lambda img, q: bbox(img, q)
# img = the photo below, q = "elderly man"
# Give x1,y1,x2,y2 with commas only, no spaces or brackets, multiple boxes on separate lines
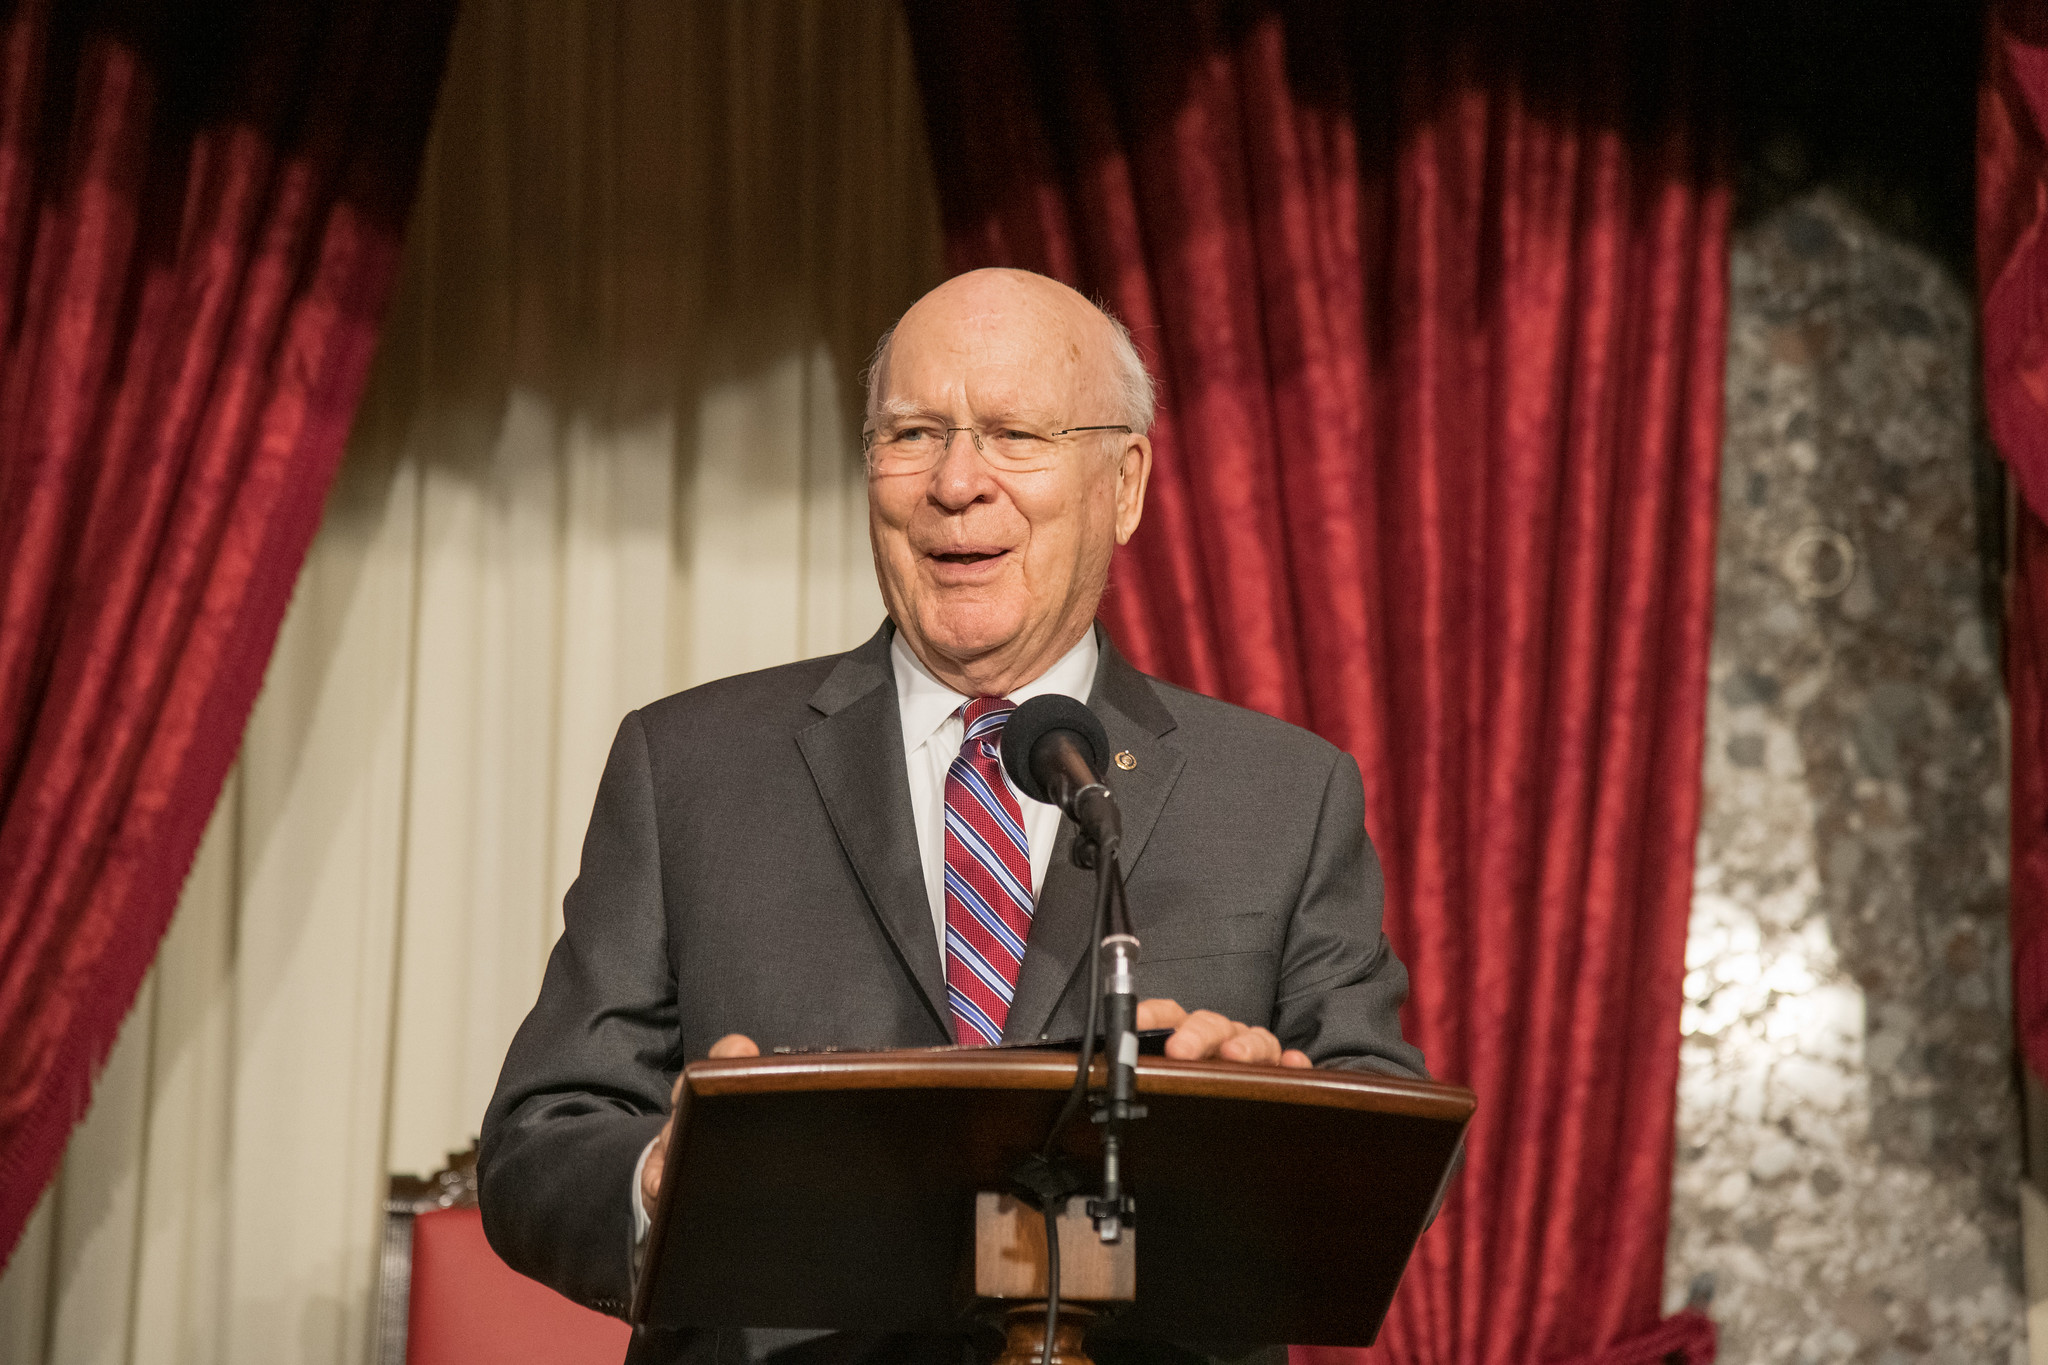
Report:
479,268,1426,1365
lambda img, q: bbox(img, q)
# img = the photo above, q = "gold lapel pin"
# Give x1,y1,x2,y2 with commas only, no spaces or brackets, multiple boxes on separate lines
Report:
1114,750,1137,771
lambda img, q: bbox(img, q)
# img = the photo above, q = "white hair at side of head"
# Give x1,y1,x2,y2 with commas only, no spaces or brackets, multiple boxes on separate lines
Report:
861,324,900,431
1099,305,1157,436
860,297,1158,436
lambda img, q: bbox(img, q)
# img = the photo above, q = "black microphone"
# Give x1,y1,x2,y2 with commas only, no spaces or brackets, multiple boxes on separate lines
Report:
999,695,1122,849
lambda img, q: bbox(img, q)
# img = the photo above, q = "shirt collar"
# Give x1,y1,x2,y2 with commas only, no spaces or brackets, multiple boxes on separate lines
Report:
892,626,1102,758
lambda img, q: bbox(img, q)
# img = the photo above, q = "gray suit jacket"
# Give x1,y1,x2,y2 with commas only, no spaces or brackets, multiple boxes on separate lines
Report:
478,623,1425,1359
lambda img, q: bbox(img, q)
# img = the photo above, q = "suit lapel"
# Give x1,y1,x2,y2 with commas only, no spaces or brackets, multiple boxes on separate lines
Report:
796,625,951,1037
1002,629,1186,1042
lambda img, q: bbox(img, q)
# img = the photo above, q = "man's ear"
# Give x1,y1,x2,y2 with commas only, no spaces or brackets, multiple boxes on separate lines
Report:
1113,435,1152,545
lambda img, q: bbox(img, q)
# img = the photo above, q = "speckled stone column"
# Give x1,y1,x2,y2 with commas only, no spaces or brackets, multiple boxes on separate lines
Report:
1663,189,2022,1363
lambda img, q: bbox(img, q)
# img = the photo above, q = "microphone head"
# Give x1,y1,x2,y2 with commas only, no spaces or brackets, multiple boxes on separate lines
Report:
1000,694,1111,803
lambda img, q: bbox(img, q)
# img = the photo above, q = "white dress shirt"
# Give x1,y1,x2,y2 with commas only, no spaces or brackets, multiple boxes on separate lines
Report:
633,627,1101,1258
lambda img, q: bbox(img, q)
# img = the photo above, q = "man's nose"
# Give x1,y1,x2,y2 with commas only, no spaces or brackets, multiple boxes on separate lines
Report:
928,427,996,506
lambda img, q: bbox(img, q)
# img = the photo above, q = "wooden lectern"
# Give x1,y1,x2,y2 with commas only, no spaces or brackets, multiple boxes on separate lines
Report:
632,1050,1472,1362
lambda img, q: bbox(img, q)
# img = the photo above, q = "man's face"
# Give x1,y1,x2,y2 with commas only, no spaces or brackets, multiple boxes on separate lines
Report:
866,271,1150,691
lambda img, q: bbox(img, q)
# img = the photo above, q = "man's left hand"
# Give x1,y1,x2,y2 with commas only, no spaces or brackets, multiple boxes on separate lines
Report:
1137,999,1312,1068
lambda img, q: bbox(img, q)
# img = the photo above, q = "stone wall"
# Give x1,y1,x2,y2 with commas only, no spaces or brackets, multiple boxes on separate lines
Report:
1663,190,2022,1363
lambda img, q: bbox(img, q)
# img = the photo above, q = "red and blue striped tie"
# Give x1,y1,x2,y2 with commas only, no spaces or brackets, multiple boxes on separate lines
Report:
943,697,1033,1046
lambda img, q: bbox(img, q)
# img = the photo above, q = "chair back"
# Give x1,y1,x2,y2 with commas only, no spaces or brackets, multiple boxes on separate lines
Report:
377,1144,632,1365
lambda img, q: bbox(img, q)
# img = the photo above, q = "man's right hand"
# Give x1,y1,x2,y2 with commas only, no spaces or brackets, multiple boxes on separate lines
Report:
639,1032,760,1213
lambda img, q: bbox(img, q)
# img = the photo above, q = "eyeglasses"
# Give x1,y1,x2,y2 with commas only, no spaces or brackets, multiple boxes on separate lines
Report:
861,421,1133,475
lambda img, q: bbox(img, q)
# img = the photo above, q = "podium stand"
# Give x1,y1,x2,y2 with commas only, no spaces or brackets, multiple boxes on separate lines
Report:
632,1050,1472,1355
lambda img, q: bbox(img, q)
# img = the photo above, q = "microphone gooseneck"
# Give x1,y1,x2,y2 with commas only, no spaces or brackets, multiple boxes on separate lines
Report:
1090,924,1141,1243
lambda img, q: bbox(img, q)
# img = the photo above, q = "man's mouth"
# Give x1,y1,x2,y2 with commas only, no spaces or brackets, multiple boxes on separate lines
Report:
929,548,1007,565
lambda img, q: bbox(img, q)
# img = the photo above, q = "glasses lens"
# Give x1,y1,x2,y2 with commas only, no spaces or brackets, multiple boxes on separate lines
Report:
980,429,1058,472
866,424,948,473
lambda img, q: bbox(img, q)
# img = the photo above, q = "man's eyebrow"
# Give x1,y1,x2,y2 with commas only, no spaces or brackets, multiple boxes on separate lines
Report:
870,399,945,423
869,399,1060,425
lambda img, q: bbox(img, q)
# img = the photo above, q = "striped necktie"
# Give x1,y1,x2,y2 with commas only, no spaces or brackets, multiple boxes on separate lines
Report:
943,696,1033,1046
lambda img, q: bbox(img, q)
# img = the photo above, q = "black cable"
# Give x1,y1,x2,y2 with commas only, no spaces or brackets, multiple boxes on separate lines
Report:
1039,837,1118,1160
1040,1196,1061,1365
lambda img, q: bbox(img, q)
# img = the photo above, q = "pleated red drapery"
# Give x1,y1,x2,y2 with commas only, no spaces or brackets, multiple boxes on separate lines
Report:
0,0,455,1266
1981,0,2048,1087
904,5,1726,1362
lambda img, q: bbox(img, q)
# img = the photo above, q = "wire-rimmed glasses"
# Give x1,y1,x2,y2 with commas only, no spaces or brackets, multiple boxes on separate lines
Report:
862,420,1133,475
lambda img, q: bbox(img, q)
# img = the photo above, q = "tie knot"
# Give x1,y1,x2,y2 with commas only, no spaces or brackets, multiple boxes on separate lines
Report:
960,696,1016,753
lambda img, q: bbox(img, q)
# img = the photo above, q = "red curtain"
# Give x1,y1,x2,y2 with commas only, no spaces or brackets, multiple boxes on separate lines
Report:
904,5,1726,1362
0,0,455,1266
1981,0,2048,1087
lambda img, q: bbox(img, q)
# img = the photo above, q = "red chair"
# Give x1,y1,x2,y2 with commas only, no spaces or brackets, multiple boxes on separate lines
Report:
377,1144,632,1365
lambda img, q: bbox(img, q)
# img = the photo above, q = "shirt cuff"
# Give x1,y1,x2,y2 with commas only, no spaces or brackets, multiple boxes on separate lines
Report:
632,1136,656,1243
629,1134,658,1294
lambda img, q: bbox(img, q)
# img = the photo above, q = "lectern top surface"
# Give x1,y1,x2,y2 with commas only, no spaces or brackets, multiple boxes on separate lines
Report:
687,1049,1472,1121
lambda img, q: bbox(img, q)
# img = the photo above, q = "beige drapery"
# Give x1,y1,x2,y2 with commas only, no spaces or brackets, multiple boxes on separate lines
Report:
0,4,940,1360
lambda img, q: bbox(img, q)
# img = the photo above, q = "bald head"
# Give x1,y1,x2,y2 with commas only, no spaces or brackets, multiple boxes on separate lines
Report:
862,267,1156,697
865,269,1155,436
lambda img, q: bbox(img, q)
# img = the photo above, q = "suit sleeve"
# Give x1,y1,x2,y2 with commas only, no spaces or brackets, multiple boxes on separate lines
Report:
1271,750,1431,1078
478,710,674,1316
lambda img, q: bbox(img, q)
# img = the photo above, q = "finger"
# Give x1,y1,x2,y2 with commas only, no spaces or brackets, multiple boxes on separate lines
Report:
1165,1009,1243,1060
1219,1027,1283,1065
1280,1049,1313,1069
1136,999,1186,1031
669,1071,687,1105
708,1033,761,1058
641,1125,671,1209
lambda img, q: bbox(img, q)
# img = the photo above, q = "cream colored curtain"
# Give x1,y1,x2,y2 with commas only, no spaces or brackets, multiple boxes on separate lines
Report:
0,4,941,1360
